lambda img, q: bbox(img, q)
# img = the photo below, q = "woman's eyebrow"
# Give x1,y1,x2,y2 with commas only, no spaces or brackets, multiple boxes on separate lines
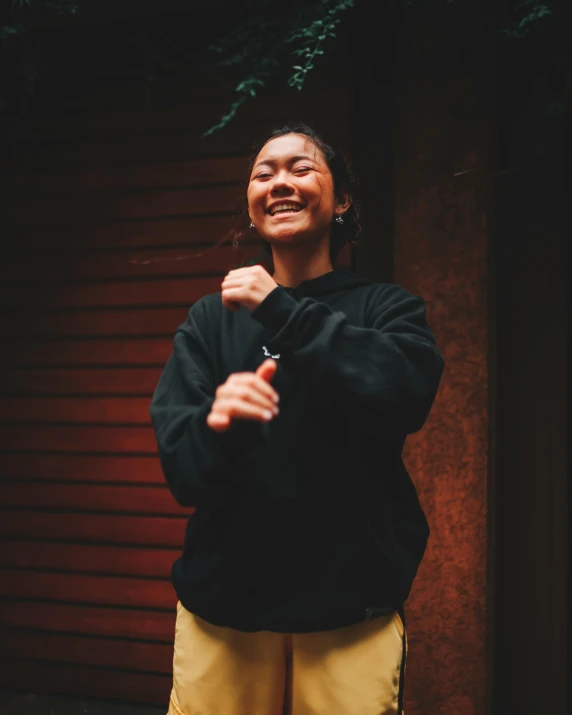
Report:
252,154,317,170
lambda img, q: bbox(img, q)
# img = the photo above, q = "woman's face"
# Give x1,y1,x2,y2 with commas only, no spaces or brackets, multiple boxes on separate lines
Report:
247,133,344,249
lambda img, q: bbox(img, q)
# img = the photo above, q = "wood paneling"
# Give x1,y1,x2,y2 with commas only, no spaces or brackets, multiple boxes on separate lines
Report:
0,339,172,367
4,156,248,194
1,244,259,282
6,215,238,251
3,276,223,310
0,396,154,423
0,454,164,484
3,88,346,145
0,24,350,704
0,661,171,705
0,425,154,453
0,542,176,577
0,484,187,515
0,571,175,609
0,601,175,640
0,368,161,395
5,113,347,170
5,185,243,225
0,513,186,545
0,630,173,673
1,308,189,338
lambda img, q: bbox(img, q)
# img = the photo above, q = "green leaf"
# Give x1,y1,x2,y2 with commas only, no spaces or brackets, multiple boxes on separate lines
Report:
0,25,20,39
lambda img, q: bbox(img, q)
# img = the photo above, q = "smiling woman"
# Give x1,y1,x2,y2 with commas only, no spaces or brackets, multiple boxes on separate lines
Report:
149,121,445,715
243,123,361,274
247,131,350,273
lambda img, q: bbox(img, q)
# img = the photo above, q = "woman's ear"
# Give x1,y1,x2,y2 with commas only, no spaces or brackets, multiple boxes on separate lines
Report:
336,191,352,216
335,196,352,216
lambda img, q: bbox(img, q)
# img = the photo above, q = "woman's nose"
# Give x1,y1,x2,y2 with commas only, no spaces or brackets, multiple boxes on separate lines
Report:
270,172,294,194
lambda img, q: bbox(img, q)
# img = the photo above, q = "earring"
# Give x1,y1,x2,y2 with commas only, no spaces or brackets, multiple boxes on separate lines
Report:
335,215,344,225
249,221,255,229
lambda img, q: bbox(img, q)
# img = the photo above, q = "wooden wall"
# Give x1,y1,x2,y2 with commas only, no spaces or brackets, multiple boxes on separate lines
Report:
0,32,351,703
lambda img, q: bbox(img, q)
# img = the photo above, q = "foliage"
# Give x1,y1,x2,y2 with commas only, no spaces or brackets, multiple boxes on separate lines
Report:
286,0,354,91
1,0,79,37
0,0,564,127
202,0,562,135
202,0,355,137
501,1,553,39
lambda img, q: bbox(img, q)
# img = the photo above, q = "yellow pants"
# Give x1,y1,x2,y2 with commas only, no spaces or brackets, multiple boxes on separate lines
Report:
168,600,407,715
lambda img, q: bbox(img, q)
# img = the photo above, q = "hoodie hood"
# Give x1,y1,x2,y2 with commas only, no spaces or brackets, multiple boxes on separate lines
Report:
279,268,373,299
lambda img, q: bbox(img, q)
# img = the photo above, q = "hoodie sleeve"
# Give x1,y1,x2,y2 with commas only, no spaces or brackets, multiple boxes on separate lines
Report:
251,283,444,437
150,299,263,508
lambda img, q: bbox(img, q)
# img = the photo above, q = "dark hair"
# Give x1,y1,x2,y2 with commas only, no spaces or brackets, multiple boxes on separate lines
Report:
232,122,361,263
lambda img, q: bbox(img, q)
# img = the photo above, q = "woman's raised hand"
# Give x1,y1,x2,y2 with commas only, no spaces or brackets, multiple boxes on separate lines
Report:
206,359,279,433
221,265,278,312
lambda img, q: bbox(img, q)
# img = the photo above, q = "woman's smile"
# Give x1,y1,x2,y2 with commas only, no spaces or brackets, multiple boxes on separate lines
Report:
247,133,339,246
267,202,305,217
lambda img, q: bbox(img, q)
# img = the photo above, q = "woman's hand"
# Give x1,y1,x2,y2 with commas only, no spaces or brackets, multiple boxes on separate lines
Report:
206,359,279,433
221,265,278,312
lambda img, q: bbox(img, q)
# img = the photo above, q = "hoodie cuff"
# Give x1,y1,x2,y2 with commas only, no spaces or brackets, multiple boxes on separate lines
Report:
197,399,266,467
251,287,298,336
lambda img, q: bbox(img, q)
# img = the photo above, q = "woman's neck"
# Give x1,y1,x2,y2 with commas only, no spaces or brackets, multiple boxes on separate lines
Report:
271,242,333,289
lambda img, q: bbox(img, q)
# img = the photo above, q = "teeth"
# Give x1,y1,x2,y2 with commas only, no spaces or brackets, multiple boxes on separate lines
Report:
269,203,302,216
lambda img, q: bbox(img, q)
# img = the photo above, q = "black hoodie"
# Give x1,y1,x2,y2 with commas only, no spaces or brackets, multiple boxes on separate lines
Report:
150,267,445,632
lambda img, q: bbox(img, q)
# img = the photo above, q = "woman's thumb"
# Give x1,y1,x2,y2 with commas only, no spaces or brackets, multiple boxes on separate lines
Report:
256,358,277,383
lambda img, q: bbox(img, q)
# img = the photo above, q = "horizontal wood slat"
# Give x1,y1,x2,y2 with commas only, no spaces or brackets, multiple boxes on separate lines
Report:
0,660,171,705
0,630,173,673
0,601,175,640
7,115,348,171
0,308,182,339
0,425,155,453
1,244,259,282
0,512,186,546
0,570,176,609
1,308,188,338
0,484,186,516
0,542,176,578
3,276,222,309
6,185,243,226
0,396,153,423
6,215,237,251
0,339,172,367
6,156,248,195
0,368,162,395
0,454,165,484
3,88,347,144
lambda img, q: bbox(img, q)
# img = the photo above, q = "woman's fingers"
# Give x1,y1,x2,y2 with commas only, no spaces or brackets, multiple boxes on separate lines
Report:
221,373,279,406
207,368,280,432
221,294,241,312
206,412,231,432
256,358,278,384
213,398,278,424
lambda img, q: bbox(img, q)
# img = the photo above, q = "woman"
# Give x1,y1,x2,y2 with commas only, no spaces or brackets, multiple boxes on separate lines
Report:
150,123,444,715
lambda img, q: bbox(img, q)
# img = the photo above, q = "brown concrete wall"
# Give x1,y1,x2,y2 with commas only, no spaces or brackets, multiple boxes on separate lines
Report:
392,4,492,714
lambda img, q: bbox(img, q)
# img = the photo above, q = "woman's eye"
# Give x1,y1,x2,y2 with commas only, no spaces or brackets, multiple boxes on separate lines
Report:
294,167,312,174
255,173,272,179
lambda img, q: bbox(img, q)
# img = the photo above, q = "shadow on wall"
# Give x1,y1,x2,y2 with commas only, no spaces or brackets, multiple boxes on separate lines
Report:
0,693,164,715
